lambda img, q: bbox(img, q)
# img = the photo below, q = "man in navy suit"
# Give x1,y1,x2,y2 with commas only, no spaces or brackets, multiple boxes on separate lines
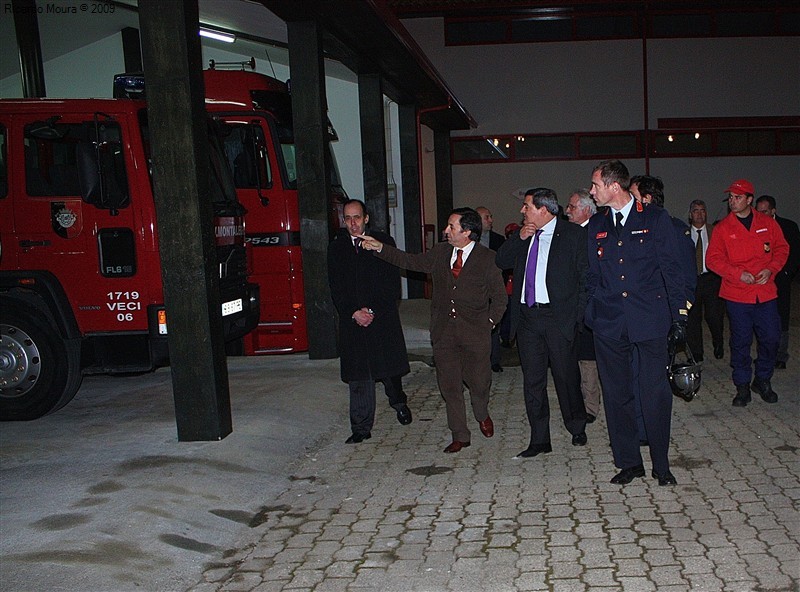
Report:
496,188,588,458
586,160,691,486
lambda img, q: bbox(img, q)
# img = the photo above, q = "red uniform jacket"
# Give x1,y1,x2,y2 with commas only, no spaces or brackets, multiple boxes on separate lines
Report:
706,208,789,304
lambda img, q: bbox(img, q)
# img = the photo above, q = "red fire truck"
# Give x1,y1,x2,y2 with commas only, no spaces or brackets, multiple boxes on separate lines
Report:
203,65,347,354
0,99,259,420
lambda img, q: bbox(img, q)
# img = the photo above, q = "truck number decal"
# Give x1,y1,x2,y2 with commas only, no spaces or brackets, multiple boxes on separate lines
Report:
107,292,141,323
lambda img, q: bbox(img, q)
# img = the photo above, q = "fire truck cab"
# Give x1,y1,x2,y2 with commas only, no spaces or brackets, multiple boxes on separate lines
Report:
0,99,259,420
203,66,347,354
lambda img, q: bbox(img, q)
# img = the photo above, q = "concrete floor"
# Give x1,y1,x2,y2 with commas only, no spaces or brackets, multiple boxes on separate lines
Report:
1,298,798,592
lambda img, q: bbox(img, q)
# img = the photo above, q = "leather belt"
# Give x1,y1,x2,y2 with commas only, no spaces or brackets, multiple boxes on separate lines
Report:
528,302,551,308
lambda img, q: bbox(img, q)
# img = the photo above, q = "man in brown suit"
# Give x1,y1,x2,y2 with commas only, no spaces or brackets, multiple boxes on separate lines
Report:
360,208,507,453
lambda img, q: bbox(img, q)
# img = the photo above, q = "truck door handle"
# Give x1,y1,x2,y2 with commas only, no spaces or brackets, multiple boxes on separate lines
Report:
19,240,51,247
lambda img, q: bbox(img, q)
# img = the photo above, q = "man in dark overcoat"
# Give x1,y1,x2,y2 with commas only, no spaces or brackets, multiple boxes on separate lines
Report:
328,199,411,444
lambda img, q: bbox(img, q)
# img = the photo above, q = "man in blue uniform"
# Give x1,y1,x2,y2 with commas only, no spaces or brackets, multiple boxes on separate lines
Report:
629,175,697,446
586,160,691,486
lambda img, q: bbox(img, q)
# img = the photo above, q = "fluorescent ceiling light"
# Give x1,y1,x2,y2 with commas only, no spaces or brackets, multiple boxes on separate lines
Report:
199,28,235,43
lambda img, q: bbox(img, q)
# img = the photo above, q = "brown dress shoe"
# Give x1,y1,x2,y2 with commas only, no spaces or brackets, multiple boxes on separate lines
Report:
443,440,470,453
478,416,494,438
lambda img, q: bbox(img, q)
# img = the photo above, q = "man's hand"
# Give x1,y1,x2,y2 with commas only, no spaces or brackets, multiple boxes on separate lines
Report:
358,235,383,252
667,320,687,356
519,222,537,240
352,307,375,327
740,270,756,284
754,268,772,285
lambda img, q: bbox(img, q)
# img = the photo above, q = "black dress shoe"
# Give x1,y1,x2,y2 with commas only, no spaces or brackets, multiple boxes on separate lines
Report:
775,361,786,369
517,443,552,458
396,405,413,425
491,363,503,373
572,432,587,446
651,469,677,486
714,344,724,359
345,432,371,444
610,464,645,484
586,414,596,424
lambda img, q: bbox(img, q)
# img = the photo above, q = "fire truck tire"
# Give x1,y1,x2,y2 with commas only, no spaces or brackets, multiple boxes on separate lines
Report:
0,301,83,421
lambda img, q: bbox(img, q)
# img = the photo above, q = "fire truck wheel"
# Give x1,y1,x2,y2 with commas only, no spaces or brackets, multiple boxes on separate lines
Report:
0,302,83,421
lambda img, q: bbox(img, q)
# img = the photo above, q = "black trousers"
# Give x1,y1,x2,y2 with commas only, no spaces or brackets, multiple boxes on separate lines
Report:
349,376,406,435
516,306,586,447
595,331,672,474
686,272,725,359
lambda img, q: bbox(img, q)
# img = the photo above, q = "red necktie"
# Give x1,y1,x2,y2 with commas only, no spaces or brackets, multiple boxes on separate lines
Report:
452,249,463,279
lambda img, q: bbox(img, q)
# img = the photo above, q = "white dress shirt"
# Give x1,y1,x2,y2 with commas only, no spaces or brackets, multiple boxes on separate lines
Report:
450,240,476,268
692,224,709,273
521,216,557,305
611,195,635,226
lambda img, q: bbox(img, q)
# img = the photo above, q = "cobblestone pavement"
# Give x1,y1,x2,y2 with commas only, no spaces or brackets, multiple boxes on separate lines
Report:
188,346,799,592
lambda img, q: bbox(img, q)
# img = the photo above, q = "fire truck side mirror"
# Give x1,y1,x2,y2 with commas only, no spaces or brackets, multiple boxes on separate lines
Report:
76,142,130,214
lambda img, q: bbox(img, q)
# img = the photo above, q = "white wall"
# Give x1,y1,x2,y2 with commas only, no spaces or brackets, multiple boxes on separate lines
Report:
404,17,800,223
325,76,363,202
0,33,125,99
646,37,800,123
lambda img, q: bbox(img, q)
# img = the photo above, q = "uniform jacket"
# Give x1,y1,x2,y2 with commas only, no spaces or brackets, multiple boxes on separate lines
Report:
377,241,507,344
495,218,588,341
585,200,690,343
328,229,410,383
706,208,789,304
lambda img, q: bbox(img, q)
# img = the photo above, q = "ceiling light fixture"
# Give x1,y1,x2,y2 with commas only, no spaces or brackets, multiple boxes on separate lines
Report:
199,27,235,43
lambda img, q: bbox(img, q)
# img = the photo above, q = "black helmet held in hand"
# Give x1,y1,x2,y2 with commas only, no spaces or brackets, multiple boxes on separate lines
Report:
668,342,702,401
669,360,702,401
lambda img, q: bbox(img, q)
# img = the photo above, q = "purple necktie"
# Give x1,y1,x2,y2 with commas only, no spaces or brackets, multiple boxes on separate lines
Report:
524,230,542,307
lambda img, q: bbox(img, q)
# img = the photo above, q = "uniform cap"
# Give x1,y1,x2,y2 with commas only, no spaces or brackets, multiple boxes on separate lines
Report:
724,179,754,196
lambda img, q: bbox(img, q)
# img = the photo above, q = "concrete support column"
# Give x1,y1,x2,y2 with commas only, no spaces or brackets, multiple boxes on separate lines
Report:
287,20,338,360
139,0,232,441
358,73,390,234
399,103,425,298
12,0,46,97
434,129,453,239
